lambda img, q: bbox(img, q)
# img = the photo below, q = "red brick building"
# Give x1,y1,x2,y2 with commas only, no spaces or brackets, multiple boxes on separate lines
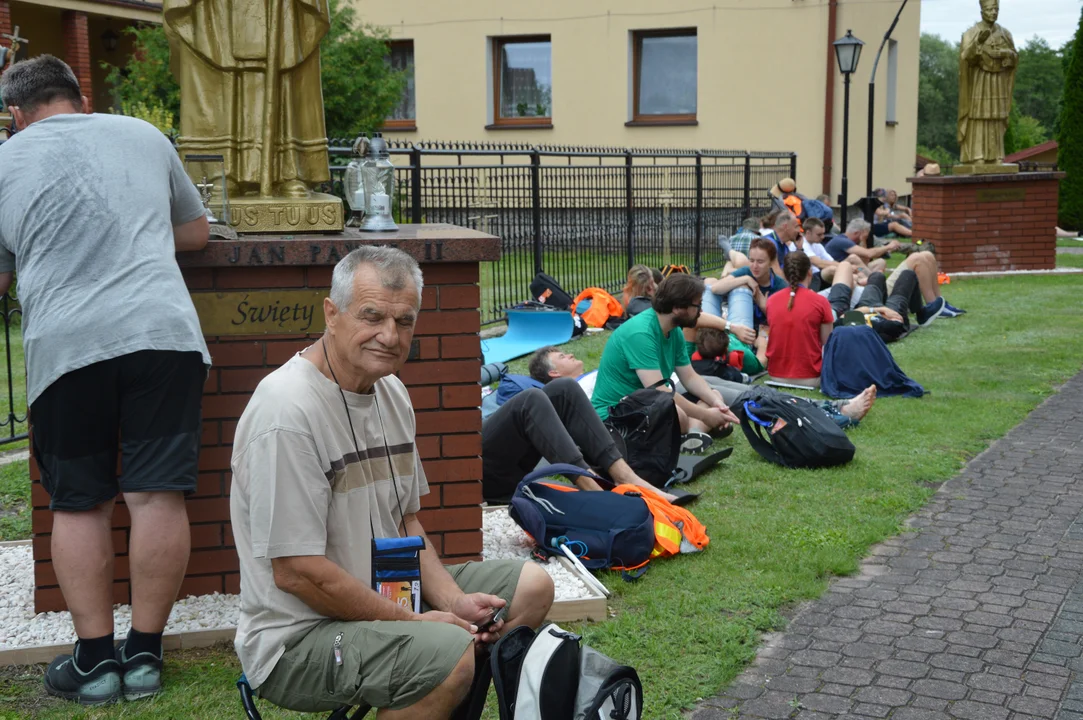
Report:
1,0,160,114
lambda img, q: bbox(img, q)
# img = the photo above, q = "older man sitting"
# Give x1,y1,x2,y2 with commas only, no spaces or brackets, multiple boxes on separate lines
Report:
229,247,553,719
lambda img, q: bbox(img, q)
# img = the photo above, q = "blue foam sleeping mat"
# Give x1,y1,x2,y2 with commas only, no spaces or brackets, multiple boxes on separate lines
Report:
481,308,574,365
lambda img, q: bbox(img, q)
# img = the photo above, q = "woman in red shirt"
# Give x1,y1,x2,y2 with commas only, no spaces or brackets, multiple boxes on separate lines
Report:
765,251,834,388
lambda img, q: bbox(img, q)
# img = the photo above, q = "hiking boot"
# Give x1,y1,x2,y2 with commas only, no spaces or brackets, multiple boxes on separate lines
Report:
116,639,163,701
916,297,945,327
43,652,122,706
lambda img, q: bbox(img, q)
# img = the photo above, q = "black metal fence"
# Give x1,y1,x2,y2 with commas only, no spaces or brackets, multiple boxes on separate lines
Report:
325,140,796,326
1,287,24,447
0,141,795,447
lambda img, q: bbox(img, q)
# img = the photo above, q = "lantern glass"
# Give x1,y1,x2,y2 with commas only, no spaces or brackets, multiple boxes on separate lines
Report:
833,30,864,75
359,133,398,232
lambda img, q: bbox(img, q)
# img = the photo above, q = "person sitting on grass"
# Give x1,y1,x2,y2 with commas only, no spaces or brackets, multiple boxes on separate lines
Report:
591,273,740,437
765,252,835,389
703,237,787,338
872,204,915,238
793,217,843,291
621,264,656,318
825,218,895,273
689,327,747,384
882,189,913,227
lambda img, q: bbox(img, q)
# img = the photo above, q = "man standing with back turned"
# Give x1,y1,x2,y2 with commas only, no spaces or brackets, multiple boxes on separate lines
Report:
0,56,211,705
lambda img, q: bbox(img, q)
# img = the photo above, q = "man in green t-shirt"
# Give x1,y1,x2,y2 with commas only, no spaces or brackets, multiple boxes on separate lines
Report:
592,274,739,434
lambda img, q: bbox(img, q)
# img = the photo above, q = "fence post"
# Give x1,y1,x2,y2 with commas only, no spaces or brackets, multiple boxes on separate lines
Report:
742,152,752,220
790,153,798,183
531,148,543,276
410,145,422,224
694,152,703,275
625,150,634,269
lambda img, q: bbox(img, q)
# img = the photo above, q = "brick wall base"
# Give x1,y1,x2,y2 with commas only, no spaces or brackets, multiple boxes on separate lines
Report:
31,237,492,613
910,172,1063,273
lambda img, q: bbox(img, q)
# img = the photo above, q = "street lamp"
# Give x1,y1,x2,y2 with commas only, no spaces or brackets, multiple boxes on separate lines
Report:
833,29,864,225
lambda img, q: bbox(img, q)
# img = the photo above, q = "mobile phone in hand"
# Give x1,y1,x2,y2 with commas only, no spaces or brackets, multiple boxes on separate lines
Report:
478,606,507,633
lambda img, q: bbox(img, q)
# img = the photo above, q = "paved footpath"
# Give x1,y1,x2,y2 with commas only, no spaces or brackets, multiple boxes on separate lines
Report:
693,370,1083,720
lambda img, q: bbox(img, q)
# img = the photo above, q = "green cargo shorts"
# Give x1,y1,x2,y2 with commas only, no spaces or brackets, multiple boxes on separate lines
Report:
256,559,526,713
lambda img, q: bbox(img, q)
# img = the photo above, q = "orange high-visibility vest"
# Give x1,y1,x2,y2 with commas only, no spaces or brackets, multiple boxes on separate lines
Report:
571,288,624,328
611,484,709,559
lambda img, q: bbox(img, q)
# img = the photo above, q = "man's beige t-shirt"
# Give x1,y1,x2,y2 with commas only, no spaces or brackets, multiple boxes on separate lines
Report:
230,353,428,689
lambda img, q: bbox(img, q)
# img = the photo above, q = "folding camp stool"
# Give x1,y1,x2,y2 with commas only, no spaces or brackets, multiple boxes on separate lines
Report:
238,674,371,720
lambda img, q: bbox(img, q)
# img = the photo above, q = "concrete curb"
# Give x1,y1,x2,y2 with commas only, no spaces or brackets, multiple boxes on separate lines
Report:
0,628,237,666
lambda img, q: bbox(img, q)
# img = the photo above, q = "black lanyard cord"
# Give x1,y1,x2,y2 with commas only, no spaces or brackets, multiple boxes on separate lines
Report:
321,339,409,539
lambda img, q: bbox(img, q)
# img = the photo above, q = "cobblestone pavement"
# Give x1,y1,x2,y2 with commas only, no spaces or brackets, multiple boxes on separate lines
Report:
693,371,1083,720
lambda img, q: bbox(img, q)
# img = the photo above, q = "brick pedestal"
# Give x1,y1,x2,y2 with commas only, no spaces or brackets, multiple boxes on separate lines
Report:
910,171,1064,273
30,225,498,613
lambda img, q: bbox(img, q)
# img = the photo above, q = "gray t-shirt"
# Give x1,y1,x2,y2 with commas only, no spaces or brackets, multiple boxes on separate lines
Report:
230,353,428,689
0,113,210,404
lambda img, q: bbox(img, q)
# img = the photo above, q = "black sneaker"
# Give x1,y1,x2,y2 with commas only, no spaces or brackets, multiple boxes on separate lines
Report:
116,639,163,701
43,652,122,705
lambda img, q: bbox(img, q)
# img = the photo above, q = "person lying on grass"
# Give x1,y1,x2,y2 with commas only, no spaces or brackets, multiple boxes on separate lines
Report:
529,344,877,431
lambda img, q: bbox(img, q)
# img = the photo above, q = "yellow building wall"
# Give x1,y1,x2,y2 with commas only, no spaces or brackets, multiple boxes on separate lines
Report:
355,0,920,204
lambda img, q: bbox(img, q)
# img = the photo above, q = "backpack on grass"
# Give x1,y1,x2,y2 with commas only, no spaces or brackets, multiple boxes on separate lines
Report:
604,386,681,488
509,464,655,572
491,623,643,720
529,272,574,310
731,385,855,468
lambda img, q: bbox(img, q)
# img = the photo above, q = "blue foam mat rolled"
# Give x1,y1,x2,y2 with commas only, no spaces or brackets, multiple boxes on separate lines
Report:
481,309,574,365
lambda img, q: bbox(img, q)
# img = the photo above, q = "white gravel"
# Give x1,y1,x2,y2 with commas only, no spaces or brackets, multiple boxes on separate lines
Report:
0,508,595,651
0,543,238,651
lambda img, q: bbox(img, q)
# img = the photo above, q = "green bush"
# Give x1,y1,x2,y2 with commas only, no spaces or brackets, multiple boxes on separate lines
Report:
1058,8,1083,231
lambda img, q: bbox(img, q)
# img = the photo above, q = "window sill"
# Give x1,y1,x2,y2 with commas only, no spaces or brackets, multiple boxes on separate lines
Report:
382,122,417,132
625,119,698,127
885,120,899,127
485,123,554,130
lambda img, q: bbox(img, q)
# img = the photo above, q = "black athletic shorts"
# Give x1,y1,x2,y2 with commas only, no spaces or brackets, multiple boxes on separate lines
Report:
31,350,206,511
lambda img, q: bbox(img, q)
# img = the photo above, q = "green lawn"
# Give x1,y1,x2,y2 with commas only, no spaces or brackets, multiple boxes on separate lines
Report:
3,268,1083,718
0,459,29,541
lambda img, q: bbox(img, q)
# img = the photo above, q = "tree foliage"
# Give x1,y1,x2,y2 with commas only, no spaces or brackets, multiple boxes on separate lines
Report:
103,25,180,132
918,32,1070,163
1058,8,1083,230
320,0,406,139
102,0,405,141
1014,37,1064,133
918,33,961,157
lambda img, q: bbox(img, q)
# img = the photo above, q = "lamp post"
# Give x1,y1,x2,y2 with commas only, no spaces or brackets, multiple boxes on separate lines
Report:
833,29,864,225
867,0,911,217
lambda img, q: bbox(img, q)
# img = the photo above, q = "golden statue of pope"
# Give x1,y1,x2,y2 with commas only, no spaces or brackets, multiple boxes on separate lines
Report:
163,0,332,199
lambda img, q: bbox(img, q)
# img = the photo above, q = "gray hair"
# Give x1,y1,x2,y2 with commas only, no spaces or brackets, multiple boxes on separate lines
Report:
846,218,872,235
1,54,81,113
329,245,424,311
774,211,795,231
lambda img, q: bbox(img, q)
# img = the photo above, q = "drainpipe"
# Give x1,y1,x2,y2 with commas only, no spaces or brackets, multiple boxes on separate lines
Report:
822,0,839,197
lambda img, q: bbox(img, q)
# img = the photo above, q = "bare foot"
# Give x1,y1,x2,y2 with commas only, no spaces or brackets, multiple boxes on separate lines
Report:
841,385,876,421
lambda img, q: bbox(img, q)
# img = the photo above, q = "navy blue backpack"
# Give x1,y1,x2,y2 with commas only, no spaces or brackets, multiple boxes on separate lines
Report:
508,464,655,572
